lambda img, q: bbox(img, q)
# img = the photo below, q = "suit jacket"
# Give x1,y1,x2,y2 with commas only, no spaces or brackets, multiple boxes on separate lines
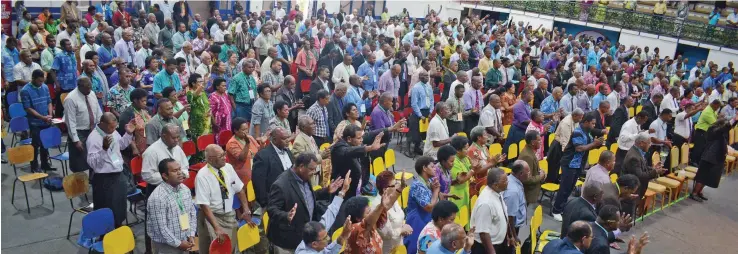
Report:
326,94,343,135
307,78,332,108
519,146,544,204
622,146,659,198
266,169,331,249
585,222,614,254
585,110,608,137
640,100,659,130
560,197,597,238
252,145,295,208
533,88,548,109
607,106,629,143
542,238,583,254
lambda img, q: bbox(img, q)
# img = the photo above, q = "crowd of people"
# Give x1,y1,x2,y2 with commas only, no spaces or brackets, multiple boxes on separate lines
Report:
3,0,738,254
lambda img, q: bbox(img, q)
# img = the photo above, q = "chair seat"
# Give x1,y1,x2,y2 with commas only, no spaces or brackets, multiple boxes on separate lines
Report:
655,177,680,188
537,230,558,252
541,183,560,192
90,241,104,252
137,181,148,188
394,172,413,180
19,138,32,145
500,167,512,174
727,155,736,162
575,180,584,187
126,188,143,198
685,166,698,173
50,152,69,161
399,127,409,133
644,189,656,197
682,171,696,179
647,182,666,193
666,173,685,182
18,173,48,182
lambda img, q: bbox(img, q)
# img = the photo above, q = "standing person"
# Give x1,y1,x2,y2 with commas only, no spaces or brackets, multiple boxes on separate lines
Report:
479,95,505,143
414,200,461,254
647,109,673,167
64,77,103,173
691,99,721,162
184,74,209,140
370,92,399,131
449,136,473,212
332,103,362,143
195,144,255,254
468,126,506,198
446,84,467,135
424,102,455,159
614,112,651,175
114,30,136,66
252,127,295,208
267,153,350,253
607,97,634,147
141,123,190,194
147,158,197,254
50,39,79,116
145,99,186,145
306,90,333,145
673,101,706,148
371,171,413,253
21,70,54,172
250,84,275,139
292,116,332,186
117,88,150,160
691,119,733,202
225,117,263,187
462,76,487,135
295,40,317,99
504,88,533,154
87,112,135,227
229,61,258,120
209,78,233,137
331,124,388,199
470,168,513,254
552,115,604,222
622,133,667,215
409,71,433,155
504,160,531,240
519,131,547,204
404,156,442,254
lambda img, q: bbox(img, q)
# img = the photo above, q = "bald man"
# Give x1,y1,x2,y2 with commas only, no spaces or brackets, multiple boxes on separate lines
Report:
87,112,136,227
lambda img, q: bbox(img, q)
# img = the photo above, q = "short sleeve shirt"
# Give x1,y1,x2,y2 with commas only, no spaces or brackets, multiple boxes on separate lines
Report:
417,222,441,253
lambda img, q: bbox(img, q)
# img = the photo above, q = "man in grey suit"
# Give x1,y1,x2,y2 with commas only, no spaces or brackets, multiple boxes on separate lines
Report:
326,83,348,136
622,133,667,216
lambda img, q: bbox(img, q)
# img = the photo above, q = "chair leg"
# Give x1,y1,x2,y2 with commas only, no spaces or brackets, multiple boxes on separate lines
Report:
11,179,17,205
67,210,76,239
22,182,30,214
49,187,55,209
39,180,45,205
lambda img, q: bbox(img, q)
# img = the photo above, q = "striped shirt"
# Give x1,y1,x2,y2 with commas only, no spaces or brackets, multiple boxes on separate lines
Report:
20,83,51,126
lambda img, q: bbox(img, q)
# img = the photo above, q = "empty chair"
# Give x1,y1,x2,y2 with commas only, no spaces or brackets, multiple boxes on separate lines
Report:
102,226,135,254
78,208,115,252
63,172,92,239
40,127,69,175
8,103,26,118
9,116,32,147
9,145,55,214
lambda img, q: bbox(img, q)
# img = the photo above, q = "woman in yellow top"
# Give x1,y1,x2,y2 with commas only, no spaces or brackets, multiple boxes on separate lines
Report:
449,136,472,216
691,99,721,162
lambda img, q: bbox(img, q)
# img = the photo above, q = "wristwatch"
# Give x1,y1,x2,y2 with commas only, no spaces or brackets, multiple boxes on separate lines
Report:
338,191,346,197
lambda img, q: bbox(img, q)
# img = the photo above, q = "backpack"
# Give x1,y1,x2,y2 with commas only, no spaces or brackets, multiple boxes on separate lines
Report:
43,176,65,191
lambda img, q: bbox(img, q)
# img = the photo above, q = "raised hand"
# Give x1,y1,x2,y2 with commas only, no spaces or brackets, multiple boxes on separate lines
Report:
464,227,476,250
618,212,633,231
341,170,352,194
338,215,353,243
328,176,344,194
125,120,136,134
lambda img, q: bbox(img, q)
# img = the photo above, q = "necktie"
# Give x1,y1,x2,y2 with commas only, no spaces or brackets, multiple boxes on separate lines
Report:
475,91,480,109
85,95,95,130
570,97,575,112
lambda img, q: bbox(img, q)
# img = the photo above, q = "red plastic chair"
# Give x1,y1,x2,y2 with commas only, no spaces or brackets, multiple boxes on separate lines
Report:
130,156,147,188
197,134,215,151
209,235,233,254
300,79,311,93
438,83,445,94
182,141,196,157
433,94,441,103
218,130,233,147
183,170,197,190
403,107,413,118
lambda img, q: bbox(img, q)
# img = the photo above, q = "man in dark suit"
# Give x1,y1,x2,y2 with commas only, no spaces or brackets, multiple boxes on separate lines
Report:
352,45,369,71
587,205,629,254
542,221,594,254
326,83,348,136
560,181,603,238
533,79,550,109
606,96,633,147
307,66,333,108
331,124,385,199
266,153,350,252
622,133,667,216
252,127,295,209
321,33,341,59
586,100,610,138
640,93,663,130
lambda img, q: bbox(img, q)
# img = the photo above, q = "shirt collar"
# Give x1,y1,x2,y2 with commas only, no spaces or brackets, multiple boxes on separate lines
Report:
290,169,305,185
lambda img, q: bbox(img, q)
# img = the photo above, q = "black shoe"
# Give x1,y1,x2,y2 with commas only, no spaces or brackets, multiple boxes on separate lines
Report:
1,159,7,164
689,194,703,202
697,193,708,201
43,167,58,172
413,147,423,155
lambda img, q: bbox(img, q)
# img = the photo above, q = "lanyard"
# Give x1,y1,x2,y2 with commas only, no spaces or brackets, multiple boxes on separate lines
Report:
171,186,185,213
207,164,230,195
134,108,149,122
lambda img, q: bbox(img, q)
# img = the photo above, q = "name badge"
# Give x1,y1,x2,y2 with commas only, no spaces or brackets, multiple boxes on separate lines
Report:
179,214,190,230
249,90,255,100
182,120,190,131
360,104,367,113
457,113,463,121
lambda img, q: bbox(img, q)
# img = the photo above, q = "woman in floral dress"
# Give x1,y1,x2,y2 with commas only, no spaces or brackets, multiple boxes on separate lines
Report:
210,77,233,143
467,126,505,197
501,83,518,125
186,73,211,140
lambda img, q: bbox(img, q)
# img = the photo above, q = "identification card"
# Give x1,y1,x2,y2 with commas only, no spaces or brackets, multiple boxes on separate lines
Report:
179,214,190,230
182,120,190,131
249,90,255,100
360,104,366,113
425,96,431,107
457,113,463,121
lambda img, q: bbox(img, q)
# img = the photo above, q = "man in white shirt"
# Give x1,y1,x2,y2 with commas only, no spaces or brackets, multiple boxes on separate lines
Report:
134,38,153,69
331,54,356,89
56,23,80,49
606,83,621,115
20,24,45,61
559,83,580,115
614,111,651,174
141,124,190,193
470,168,511,254
448,71,471,93
195,144,254,254
423,102,455,159
727,8,738,27
79,33,100,62
12,50,42,84
195,52,212,77
479,94,504,142
660,87,680,118
273,2,287,20
648,109,673,166
173,41,199,74
64,77,103,174
673,101,706,148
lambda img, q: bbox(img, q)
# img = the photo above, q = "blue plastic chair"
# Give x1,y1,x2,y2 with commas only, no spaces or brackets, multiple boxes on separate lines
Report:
78,208,115,252
8,103,26,118
232,195,248,227
6,91,19,105
40,127,69,176
9,117,32,147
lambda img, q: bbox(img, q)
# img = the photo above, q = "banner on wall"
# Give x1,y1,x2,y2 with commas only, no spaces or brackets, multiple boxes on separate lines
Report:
1,0,10,36
553,21,620,45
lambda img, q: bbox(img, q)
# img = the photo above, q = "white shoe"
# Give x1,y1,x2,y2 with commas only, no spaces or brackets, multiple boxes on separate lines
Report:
552,213,563,222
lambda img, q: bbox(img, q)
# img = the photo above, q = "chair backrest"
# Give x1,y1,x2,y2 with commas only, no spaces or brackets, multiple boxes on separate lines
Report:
635,105,643,114
628,107,635,117
9,116,30,133
390,244,407,254
60,92,69,103
402,107,413,118
419,118,430,133
183,170,197,190
81,208,115,240
670,146,679,170
384,149,396,167
6,91,19,105
182,140,197,156
507,144,518,160
518,140,526,153
8,145,34,165
539,159,548,173
530,206,543,254
246,181,256,202
63,172,90,199
503,125,511,138
8,103,26,118
548,133,555,146
471,195,478,210
587,146,601,165
300,80,311,93
489,143,502,158
209,234,233,254
319,143,330,151
730,128,736,145
680,143,689,165
454,205,469,227
218,130,233,147
651,151,660,165
457,132,467,137
610,143,619,154
130,156,143,175
610,173,618,183
102,226,135,254
372,157,386,175
237,224,260,251
197,134,216,151
401,186,410,208
39,127,63,149
263,211,270,234
332,227,343,241
392,111,403,122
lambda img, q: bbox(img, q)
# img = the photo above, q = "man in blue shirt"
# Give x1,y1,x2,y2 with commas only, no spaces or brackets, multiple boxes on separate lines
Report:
426,223,475,254
503,160,530,238
96,33,120,82
21,69,55,172
409,71,434,154
701,70,719,90
51,38,79,116
552,114,603,222
356,53,383,91
153,58,183,99
2,37,19,87
541,221,593,254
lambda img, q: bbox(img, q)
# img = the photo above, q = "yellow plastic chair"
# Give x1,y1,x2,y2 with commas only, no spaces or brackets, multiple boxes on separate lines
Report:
681,143,698,173
610,143,619,154
263,212,270,234
532,205,557,253
539,159,559,205
456,132,467,137
419,118,430,133
730,128,735,145
628,107,635,117
372,157,386,176
102,226,135,254
385,149,397,171
635,105,643,114
332,226,346,252
454,206,469,227
391,244,408,254
60,93,69,103
9,145,54,214
507,143,518,161
500,167,512,174
312,185,322,191
518,140,526,153
237,224,260,251
471,195,478,209
246,181,256,202
548,133,555,146
320,143,331,151
503,125,511,139
488,143,502,158
401,186,410,208
610,174,618,183
587,146,601,166
665,146,689,199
